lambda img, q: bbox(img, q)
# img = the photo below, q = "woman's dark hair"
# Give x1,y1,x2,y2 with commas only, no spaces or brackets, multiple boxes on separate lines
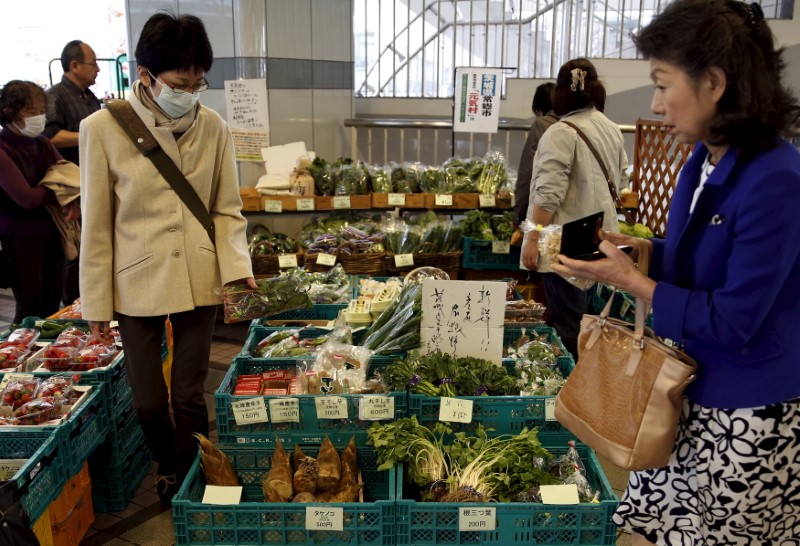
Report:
0,80,46,127
532,82,555,116
61,40,85,72
551,58,606,116
135,12,213,76
634,0,800,153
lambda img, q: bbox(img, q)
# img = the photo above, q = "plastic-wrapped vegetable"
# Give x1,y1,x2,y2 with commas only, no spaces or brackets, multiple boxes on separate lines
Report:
491,212,515,241
477,149,509,195
462,210,496,241
360,283,422,354
370,165,392,193
219,271,314,323
419,165,446,193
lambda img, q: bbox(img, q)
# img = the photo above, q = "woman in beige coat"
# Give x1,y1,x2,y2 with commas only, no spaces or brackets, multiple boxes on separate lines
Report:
79,12,255,501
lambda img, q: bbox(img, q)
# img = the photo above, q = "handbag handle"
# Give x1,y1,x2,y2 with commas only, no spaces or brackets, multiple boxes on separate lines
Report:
597,241,652,337
561,120,636,225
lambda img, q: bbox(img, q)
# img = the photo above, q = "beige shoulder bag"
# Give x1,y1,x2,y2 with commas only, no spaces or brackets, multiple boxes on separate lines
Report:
554,249,697,470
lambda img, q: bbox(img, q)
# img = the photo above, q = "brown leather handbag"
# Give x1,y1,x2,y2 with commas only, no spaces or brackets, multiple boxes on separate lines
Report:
554,250,697,470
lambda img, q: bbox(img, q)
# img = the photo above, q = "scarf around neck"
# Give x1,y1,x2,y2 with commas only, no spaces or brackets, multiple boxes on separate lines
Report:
131,79,198,134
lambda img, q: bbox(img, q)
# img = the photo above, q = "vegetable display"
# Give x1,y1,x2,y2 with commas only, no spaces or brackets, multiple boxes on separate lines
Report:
360,282,422,354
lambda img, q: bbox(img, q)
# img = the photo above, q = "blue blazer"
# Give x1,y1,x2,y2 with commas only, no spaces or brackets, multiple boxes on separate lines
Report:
650,140,800,408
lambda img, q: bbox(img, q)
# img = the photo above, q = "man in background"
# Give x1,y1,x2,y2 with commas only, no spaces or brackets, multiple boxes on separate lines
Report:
44,40,101,305
512,82,558,227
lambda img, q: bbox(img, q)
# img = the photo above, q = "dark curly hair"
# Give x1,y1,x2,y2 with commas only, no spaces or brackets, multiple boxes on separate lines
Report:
551,58,606,116
634,0,800,154
135,11,213,76
0,80,46,127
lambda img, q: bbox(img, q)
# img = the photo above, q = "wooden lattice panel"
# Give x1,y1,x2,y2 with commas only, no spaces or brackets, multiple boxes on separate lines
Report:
632,119,694,237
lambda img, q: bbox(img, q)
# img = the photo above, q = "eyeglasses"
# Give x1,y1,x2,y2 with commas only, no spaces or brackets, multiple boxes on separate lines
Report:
76,61,99,69
148,70,209,95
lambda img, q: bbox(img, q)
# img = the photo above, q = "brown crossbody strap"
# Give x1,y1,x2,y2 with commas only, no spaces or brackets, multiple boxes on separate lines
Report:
561,120,636,225
103,98,215,244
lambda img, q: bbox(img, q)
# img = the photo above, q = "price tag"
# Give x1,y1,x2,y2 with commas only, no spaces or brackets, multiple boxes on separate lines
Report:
264,200,283,213
491,241,511,255
316,253,337,266
540,484,580,505
34,320,44,327
278,254,298,268
202,485,243,505
315,396,348,419
459,507,496,531
511,194,516,207
358,396,394,420
387,193,406,206
620,300,632,319
296,198,315,211
438,397,474,423
0,460,25,480
230,397,268,425
268,398,300,423
479,194,496,207
333,196,351,209
109,320,119,328
306,506,343,531
545,398,557,421
394,254,415,268
435,194,453,206
0,373,33,392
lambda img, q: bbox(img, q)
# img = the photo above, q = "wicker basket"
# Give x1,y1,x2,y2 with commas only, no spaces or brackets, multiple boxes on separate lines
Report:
338,251,387,275
251,250,304,275
384,251,462,275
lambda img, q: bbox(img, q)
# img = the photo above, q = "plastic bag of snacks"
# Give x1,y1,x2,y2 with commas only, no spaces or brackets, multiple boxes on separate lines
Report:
520,220,596,290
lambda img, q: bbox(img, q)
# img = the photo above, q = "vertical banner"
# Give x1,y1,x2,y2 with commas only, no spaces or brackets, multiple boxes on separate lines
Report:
420,280,506,364
453,67,502,134
224,79,270,161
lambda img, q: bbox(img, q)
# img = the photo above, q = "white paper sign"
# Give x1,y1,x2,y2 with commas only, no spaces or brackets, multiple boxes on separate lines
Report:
306,506,343,531
358,396,394,420
435,194,453,206
453,68,502,134
479,194,496,207
202,485,243,505
333,196,351,209
225,79,269,131
387,193,406,206
394,254,415,268
540,484,580,505
491,241,510,255
438,397,474,423
545,398,557,421
317,253,337,266
264,200,283,213
231,397,269,425
458,507,496,531
420,280,505,364
0,460,24,480
296,198,315,211
315,396,348,419
268,398,300,423
278,254,298,268
231,130,270,161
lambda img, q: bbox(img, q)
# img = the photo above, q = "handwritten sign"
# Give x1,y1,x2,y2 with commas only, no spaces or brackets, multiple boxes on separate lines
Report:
333,196,351,209
479,194,496,207
306,507,343,531
358,396,394,420
0,460,24,480
315,396,348,419
278,254,298,268
439,397,474,423
420,280,505,364
459,507,496,531
545,398,557,421
296,198,315,211
225,79,269,131
491,241,510,254
435,194,453,206
317,253,337,266
388,193,406,206
231,397,268,425
394,254,414,268
268,398,300,423
264,200,283,213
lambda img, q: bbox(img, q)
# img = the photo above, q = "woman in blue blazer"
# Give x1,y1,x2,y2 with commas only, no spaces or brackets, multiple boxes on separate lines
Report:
553,0,800,544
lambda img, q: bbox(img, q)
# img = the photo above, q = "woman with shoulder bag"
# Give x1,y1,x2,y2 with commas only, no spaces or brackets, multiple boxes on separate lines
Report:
553,1,800,543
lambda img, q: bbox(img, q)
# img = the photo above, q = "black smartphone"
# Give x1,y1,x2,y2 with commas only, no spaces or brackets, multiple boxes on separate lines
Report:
560,212,604,260
560,212,634,260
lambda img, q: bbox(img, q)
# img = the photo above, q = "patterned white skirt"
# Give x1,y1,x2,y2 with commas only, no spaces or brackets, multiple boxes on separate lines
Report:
613,397,800,545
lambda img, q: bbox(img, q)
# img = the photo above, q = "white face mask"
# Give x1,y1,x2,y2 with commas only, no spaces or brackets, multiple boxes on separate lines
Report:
150,76,200,118
15,114,46,138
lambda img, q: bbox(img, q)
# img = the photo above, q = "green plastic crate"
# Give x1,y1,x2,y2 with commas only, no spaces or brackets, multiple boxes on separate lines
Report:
1,432,66,524
215,359,406,446
395,445,618,546
90,436,151,512
172,438,396,546
462,237,521,270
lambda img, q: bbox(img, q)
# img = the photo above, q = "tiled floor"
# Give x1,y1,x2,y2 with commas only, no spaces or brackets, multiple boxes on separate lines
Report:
0,289,633,546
